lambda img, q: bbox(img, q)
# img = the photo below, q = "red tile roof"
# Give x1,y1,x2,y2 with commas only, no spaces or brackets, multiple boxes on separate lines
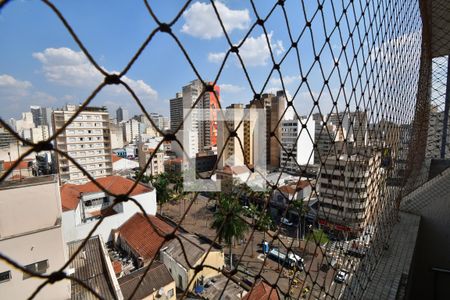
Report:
60,176,152,211
2,159,32,170
111,154,122,163
278,180,310,195
117,213,175,263
244,281,279,300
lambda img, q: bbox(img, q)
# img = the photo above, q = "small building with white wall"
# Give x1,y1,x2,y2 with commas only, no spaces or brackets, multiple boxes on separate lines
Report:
60,176,156,243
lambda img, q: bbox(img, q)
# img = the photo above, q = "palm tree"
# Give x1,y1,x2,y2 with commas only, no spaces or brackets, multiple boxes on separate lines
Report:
211,193,248,269
292,198,308,247
151,174,170,214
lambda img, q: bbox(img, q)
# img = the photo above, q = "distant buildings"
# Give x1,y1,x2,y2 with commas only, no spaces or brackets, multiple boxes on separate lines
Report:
0,176,71,299
60,175,156,242
122,118,141,144
248,92,286,169
170,79,220,158
53,105,113,184
217,104,246,168
170,92,183,131
138,143,165,176
116,106,129,123
426,105,450,159
280,117,315,173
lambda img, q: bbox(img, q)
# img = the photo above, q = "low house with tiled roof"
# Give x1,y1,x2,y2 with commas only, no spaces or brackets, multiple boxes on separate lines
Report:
114,212,174,267
61,176,156,242
160,234,224,291
272,179,312,208
243,280,279,300
118,262,176,300
0,159,34,180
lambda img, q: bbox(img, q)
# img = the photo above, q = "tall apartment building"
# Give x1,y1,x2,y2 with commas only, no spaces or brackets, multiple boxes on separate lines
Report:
248,91,286,169
121,118,141,144
149,112,170,132
0,175,71,299
280,117,315,173
53,105,113,184
170,92,183,131
30,125,50,144
109,121,124,149
30,106,53,136
217,104,245,168
170,80,220,158
317,148,384,236
313,113,337,165
116,106,129,123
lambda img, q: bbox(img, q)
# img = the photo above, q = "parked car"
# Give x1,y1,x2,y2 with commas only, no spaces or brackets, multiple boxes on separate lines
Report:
280,217,294,226
334,270,349,283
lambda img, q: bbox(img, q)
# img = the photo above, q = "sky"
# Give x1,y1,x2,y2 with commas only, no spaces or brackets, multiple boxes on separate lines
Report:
0,0,421,125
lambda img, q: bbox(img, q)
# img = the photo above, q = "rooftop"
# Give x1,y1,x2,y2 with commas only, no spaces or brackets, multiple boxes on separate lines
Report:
118,262,174,300
163,233,222,269
0,174,56,190
117,213,175,262
69,236,120,300
243,280,279,300
278,180,310,195
60,176,152,211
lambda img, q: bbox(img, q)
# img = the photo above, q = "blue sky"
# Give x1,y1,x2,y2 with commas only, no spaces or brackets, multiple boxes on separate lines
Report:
0,0,421,124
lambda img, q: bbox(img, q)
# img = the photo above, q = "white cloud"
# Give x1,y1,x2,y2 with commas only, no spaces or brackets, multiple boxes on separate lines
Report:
269,75,301,86
181,1,250,39
0,74,57,119
0,74,32,89
32,47,158,103
219,83,244,93
208,52,226,63
208,32,284,67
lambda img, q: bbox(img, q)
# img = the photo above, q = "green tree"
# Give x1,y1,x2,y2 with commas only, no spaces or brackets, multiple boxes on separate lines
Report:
151,174,170,214
211,193,248,269
307,228,329,246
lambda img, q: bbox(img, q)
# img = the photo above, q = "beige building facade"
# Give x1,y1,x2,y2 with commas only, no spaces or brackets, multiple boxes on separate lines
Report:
0,176,70,299
53,105,113,184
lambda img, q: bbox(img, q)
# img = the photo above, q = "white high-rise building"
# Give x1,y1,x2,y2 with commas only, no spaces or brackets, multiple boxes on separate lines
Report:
53,105,113,184
280,117,315,173
30,125,50,144
121,118,141,144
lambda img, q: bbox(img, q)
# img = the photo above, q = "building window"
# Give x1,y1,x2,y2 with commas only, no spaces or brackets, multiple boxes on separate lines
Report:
167,288,174,298
0,271,11,283
23,260,48,279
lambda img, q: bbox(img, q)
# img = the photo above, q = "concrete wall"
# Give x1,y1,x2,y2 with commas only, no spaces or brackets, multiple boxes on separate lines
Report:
408,197,450,299
0,178,62,238
161,251,189,290
161,249,224,292
62,190,156,242
0,226,70,300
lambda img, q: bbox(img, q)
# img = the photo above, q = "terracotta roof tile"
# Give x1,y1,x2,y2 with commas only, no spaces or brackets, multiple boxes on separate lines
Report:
60,176,152,211
244,281,279,300
2,159,32,170
117,213,175,262
111,154,122,163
